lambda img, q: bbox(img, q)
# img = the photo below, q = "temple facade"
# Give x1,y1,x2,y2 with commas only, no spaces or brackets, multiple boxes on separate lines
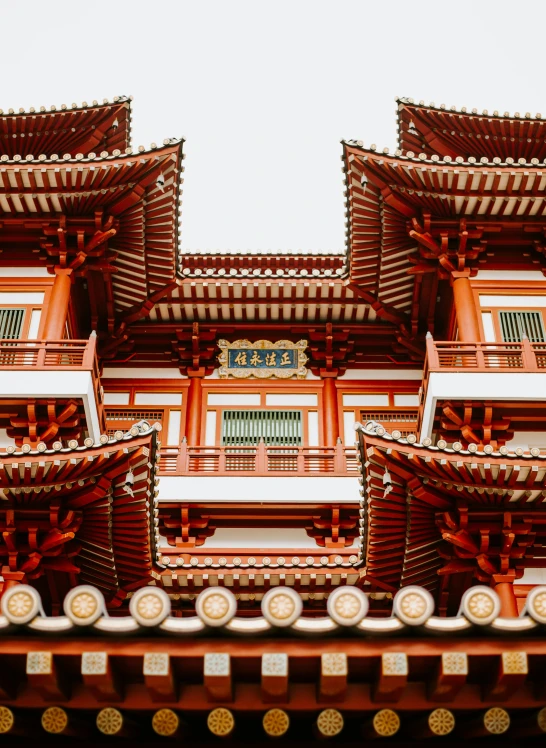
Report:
0,95,544,742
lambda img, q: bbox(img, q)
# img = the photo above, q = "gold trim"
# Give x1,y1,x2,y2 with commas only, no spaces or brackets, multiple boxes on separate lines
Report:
218,339,308,379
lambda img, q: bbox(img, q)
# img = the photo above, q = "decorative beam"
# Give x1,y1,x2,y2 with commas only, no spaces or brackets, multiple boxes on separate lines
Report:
204,653,232,703
373,653,408,703
26,651,68,701
485,652,528,701
428,652,468,702
81,652,122,702
319,653,347,702
261,653,288,703
143,653,177,703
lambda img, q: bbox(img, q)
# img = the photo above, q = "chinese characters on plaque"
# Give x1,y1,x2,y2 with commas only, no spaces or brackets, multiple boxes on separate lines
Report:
217,339,308,379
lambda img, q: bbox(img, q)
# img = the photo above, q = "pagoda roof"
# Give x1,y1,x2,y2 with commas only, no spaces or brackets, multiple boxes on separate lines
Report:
0,96,131,158
1,580,544,636
0,423,161,606
397,97,546,162
3,582,546,735
0,140,184,326
355,423,546,605
154,279,370,322
342,141,546,315
179,247,346,280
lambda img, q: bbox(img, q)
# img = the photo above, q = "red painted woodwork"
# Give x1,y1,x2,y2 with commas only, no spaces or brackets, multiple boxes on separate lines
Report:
0,335,105,445
0,428,159,605
3,95,546,726
186,373,203,446
357,427,546,612
321,373,339,447
158,442,356,476
494,581,519,618
0,98,131,158
451,273,481,342
420,335,546,444
157,504,359,551
397,98,546,162
41,268,72,339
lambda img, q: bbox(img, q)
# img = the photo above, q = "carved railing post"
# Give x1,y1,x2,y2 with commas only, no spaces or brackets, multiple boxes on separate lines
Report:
218,445,226,473
177,438,188,473
256,438,267,474
334,438,345,474
425,332,438,370
521,334,538,371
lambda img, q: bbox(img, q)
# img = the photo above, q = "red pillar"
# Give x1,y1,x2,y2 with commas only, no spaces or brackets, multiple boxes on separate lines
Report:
451,272,481,342
321,371,339,447
186,371,204,446
493,582,518,618
42,268,73,339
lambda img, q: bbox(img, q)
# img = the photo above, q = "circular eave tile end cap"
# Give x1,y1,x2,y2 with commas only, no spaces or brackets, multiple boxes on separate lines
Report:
327,586,369,626
263,708,290,737
317,708,344,737
1,585,42,625
130,587,171,627
460,585,501,626
63,585,105,626
525,585,546,624
0,706,14,734
196,587,237,627
393,585,435,626
261,587,303,627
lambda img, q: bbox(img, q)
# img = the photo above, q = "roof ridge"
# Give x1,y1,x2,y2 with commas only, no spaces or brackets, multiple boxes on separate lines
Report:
396,96,543,122
0,95,132,117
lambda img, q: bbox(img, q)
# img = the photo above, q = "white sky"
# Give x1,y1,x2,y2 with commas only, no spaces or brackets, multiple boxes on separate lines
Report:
2,0,545,251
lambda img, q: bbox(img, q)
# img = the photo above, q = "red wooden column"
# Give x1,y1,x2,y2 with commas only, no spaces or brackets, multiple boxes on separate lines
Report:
451,271,481,342
321,370,339,447
493,579,519,618
41,268,73,339
186,369,205,446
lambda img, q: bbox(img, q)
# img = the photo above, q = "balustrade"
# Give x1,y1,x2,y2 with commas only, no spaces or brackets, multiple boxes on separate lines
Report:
158,440,357,476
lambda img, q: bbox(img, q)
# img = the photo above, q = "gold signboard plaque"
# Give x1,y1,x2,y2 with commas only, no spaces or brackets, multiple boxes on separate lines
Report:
217,339,308,379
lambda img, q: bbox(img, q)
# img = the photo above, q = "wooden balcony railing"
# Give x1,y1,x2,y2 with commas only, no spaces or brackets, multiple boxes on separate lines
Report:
418,335,546,436
158,440,358,476
0,334,105,433
0,336,98,370
424,335,546,376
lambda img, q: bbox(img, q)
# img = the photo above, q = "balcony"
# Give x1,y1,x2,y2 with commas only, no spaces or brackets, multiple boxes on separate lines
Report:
419,335,546,441
0,335,105,444
157,441,360,504
159,441,358,476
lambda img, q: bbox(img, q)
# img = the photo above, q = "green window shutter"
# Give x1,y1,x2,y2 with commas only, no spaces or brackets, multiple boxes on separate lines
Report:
221,410,302,446
0,308,25,339
499,311,546,343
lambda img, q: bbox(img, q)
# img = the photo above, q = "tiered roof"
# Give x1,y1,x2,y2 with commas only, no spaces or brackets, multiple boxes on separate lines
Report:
356,423,546,614
0,424,160,609
0,96,131,158
342,121,546,340
0,139,184,336
397,97,546,161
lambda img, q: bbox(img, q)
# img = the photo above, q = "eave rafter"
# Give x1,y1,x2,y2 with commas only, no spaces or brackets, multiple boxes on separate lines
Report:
356,425,546,611
344,140,546,347
397,98,546,162
0,426,160,607
0,141,184,341
0,96,131,158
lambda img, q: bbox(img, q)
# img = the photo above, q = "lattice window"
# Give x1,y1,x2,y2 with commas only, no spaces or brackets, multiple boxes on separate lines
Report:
360,409,418,437
500,311,546,343
105,409,164,436
0,308,25,339
221,410,302,446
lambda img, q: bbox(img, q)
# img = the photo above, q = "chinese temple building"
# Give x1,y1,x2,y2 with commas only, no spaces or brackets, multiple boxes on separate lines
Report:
0,94,545,744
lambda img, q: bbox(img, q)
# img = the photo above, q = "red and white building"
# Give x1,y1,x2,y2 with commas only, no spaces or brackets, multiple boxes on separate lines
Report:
0,96,543,742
